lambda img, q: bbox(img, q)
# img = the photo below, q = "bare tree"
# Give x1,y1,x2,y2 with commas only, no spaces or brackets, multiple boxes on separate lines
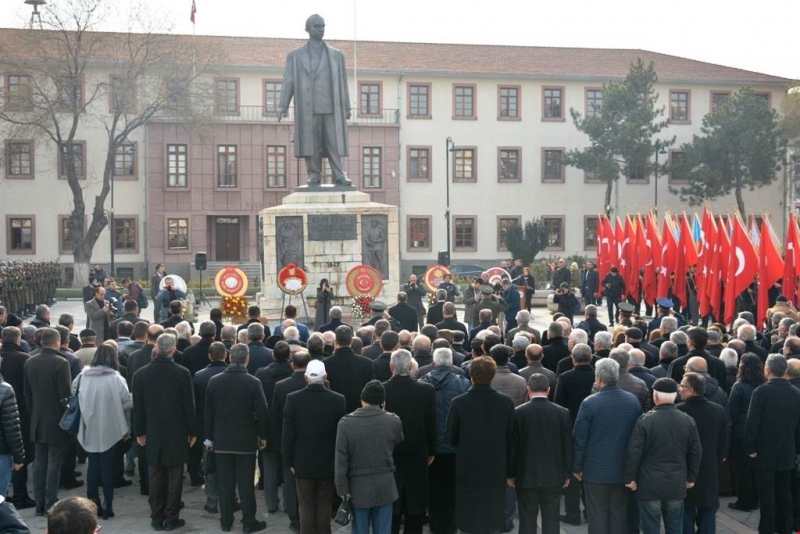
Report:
0,0,214,286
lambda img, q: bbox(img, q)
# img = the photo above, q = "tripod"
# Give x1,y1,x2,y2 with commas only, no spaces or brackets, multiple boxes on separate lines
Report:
196,268,210,307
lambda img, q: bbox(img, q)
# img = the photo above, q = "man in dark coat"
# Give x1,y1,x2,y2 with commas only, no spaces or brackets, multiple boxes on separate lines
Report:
468,309,494,346
22,327,70,514
512,373,572,534
581,262,600,307
668,328,727,386
447,356,515,534
323,326,374,413
624,377,702,534
382,349,436,533
552,343,595,524
744,354,800,534
283,359,347,534
436,302,468,339
182,321,217,377
238,306,270,336
363,320,391,361
677,372,729,534
601,266,625,326
401,275,428,330
372,330,399,383
205,343,270,533
192,342,228,514
0,326,35,509
255,341,293,514
318,306,345,333
552,258,571,289
133,333,198,531
389,292,420,333
542,322,570,374
246,323,273,375
108,300,148,340
426,289,447,326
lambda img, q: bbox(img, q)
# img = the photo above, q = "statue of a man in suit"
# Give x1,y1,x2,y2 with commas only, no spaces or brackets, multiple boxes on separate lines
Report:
279,14,353,187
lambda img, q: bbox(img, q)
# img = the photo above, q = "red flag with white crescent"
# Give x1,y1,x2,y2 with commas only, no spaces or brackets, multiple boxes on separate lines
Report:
723,217,758,325
190,0,197,23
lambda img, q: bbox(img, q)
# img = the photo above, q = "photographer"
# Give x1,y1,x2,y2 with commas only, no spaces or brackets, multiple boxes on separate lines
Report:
84,286,116,343
553,282,579,324
104,280,124,320
315,278,335,328
402,275,428,330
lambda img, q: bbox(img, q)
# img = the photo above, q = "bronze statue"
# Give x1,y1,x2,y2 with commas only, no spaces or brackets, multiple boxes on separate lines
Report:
279,14,353,187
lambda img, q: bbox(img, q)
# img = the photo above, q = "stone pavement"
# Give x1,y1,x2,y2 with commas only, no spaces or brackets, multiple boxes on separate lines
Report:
13,297,759,533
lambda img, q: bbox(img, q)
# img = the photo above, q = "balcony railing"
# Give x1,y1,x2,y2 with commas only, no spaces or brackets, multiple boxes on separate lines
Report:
154,105,399,125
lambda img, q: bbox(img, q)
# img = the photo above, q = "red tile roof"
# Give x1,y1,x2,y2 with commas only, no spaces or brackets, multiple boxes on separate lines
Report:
0,28,788,85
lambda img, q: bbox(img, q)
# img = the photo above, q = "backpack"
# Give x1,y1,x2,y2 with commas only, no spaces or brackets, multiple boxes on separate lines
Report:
134,283,149,309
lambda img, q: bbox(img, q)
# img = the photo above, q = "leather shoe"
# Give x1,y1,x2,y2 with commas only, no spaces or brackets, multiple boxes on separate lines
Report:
233,501,241,512
289,521,300,532
190,476,205,487
203,504,218,514
561,514,581,525
113,478,132,488
125,469,135,477
728,501,756,512
13,496,36,509
61,479,84,490
243,520,267,533
35,507,45,517
221,525,232,533
163,518,186,531
150,519,164,531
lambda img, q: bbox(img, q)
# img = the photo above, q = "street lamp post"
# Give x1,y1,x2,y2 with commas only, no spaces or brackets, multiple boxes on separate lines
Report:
445,137,455,263
653,140,668,213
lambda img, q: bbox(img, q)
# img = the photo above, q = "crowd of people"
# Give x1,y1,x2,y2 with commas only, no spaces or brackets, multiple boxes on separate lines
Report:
1,260,800,534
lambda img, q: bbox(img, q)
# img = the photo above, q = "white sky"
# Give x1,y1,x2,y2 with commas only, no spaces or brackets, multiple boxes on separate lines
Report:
2,0,798,80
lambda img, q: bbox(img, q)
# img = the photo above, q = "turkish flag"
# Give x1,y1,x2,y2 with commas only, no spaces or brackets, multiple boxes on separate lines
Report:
615,218,625,269
784,213,800,305
620,218,638,300
757,216,784,329
723,217,759,325
658,217,678,298
636,215,650,305
190,0,197,23
698,209,717,318
710,222,728,318
643,213,660,305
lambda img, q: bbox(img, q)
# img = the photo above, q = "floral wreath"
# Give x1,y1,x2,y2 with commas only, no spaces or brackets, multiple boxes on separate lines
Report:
351,294,374,319
221,295,249,319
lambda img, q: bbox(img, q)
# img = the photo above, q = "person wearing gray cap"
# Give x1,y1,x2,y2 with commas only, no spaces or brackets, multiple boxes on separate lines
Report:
624,378,702,534
335,380,403,534
601,266,626,327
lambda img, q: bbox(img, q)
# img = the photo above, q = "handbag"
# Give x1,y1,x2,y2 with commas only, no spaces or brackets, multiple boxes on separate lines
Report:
334,496,352,526
59,375,82,435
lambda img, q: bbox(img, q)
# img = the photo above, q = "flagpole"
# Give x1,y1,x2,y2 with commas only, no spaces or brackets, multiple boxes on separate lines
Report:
191,1,197,78
353,0,358,115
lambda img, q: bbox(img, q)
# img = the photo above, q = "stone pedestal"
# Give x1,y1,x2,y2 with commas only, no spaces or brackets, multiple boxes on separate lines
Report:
257,189,399,324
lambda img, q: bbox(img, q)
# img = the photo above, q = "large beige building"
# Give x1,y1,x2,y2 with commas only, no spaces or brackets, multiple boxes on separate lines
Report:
0,28,789,283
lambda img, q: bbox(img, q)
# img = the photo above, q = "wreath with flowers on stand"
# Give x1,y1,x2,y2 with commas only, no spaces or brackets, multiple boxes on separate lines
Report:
351,294,374,319
221,295,249,323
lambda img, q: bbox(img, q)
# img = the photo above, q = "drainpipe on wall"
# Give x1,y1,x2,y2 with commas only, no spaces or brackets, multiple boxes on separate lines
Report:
142,125,149,280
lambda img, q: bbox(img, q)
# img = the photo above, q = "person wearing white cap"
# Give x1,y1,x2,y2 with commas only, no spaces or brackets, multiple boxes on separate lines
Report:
283,359,346,534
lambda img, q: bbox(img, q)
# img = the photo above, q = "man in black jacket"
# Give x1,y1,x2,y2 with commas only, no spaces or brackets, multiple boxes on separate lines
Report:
22,327,71,515
581,262,599,307
383,349,436,533
109,300,148,340
389,293,420,333
744,354,800,534
373,331,399,382
324,326,374,413
601,267,625,327
511,373,572,534
133,333,198,531
183,321,217,377
542,322,570,374
193,342,228,514
0,326,35,509
436,302,468,339
624,378,702,534
246,323,273,375
283,359,347,534
401,275,428,330
668,328,726,386
318,306,345,333
363,320,391,361
676,372,729,534
205,343,269,533
426,290,447,326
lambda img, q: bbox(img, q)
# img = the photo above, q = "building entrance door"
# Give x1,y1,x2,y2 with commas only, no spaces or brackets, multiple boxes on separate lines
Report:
215,217,241,261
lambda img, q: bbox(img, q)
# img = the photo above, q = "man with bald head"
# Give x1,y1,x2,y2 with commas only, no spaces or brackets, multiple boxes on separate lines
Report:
685,356,727,407
787,358,800,388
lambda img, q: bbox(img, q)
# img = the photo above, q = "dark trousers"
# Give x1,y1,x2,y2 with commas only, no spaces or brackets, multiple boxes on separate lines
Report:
86,447,115,504
584,481,628,534
683,505,716,534
136,443,149,494
730,437,757,507
33,442,66,510
153,298,161,323
216,453,257,529
283,464,298,523
261,450,279,511
12,436,34,500
563,473,583,519
428,453,456,534
187,438,203,481
60,439,77,484
606,297,620,325
148,464,183,522
757,469,792,534
517,486,561,534
112,439,128,483
792,467,800,531
296,478,334,534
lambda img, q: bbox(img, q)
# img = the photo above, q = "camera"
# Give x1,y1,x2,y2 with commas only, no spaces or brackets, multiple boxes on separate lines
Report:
105,298,119,315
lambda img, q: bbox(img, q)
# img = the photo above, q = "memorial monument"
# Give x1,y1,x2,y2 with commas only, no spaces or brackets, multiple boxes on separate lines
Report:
257,14,399,322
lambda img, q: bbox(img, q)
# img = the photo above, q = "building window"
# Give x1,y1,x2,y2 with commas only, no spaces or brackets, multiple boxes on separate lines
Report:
584,216,598,250
585,169,602,183
542,148,565,183
408,217,431,251
407,147,430,182
497,216,520,251
625,158,647,182
59,142,85,179
543,217,564,251
453,85,476,119
498,148,521,182
58,75,83,110
7,217,34,253
670,90,690,122
5,141,33,178
359,82,381,115
59,216,80,254
214,78,239,114
114,143,136,177
167,144,187,187
217,145,237,187
362,147,382,188
669,150,687,184
408,84,430,118
167,218,188,250
710,91,730,111
263,80,282,115
109,76,135,113
498,86,520,119
454,217,476,251
113,217,137,252
266,145,287,188
5,74,31,110
586,88,603,118
165,79,189,110
755,92,772,107
453,148,476,183
543,87,564,120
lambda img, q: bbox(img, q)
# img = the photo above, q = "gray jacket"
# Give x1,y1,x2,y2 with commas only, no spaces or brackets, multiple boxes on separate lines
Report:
73,366,132,453
335,405,403,509
491,366,528,407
